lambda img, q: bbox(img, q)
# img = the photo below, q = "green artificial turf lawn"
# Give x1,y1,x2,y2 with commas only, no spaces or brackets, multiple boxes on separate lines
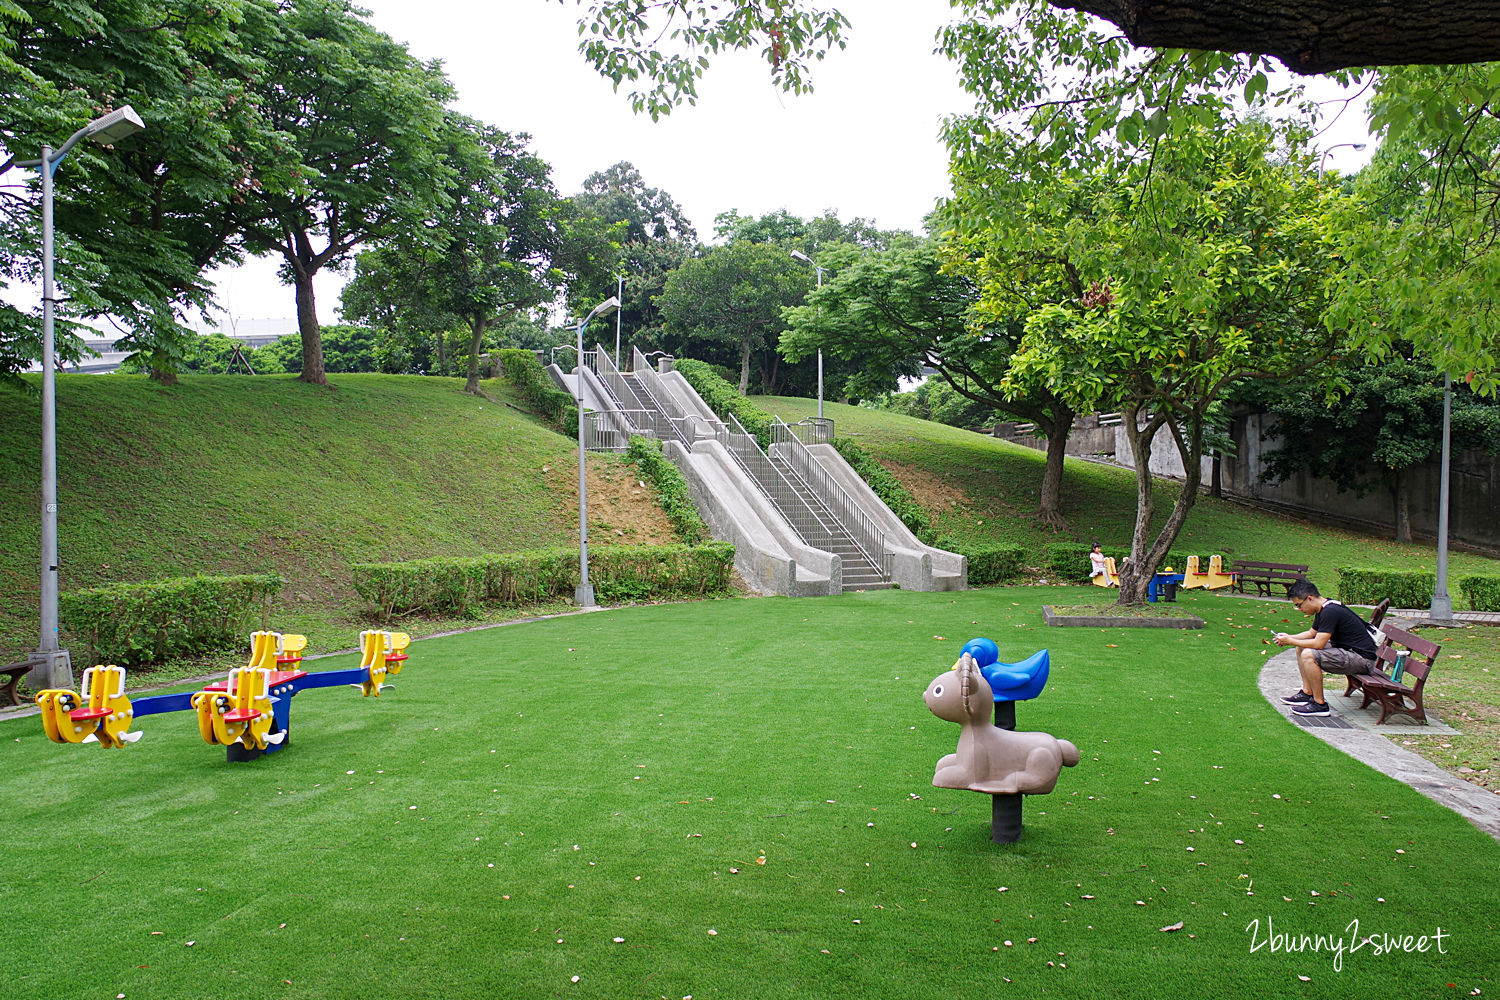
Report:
3,589,1495,999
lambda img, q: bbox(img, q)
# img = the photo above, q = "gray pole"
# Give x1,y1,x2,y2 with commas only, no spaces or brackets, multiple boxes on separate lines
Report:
35,145,72,690
815,265,824,420
1430,373,1454,623
614,273,623,370
575,318,595,608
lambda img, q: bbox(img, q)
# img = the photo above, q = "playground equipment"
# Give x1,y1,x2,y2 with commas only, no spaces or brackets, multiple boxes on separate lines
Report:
1090,557,1120,588
35,630,412,762
1179,555,1235,591
925,638,1078,843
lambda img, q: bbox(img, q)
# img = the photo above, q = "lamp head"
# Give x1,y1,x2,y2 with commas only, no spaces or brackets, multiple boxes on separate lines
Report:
583,296,620,326
85,106,145,146
790,250,813,265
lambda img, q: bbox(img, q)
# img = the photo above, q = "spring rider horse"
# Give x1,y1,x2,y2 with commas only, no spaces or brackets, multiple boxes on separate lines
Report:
923,638,1079,843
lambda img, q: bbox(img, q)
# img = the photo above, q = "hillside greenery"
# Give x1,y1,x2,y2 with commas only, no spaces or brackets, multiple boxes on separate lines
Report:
0,372,677,681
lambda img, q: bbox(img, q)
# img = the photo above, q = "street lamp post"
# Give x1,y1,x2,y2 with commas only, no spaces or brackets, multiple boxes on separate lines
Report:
1317,142,1367,179
1430,372,1455,624
573,295,620,609
13,106,145,691
790,250,825,419
614,273,624,370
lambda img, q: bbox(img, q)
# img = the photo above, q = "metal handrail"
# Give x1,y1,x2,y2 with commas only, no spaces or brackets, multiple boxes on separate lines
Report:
786,416,835,444
624,346,697,445
583,409,655,452
712,412,853,552
585,347,686,445
771,416,892,578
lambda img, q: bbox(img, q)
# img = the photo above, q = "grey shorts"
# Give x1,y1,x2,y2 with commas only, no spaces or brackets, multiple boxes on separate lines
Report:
1312,647,1377,675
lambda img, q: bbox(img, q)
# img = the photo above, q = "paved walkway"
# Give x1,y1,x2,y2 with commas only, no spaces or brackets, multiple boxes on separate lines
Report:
1258,648,1500,842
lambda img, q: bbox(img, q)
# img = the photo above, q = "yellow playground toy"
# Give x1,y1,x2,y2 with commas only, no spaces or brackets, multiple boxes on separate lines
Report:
36,629,414,763
1179,555,1235,590
1090,556,1120,588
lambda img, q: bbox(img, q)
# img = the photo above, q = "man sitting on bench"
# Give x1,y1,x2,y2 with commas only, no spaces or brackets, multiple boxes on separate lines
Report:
1271,580,1378,717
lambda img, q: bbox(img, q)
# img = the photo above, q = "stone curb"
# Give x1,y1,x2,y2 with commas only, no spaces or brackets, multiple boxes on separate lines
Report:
1041,605,1205,629
1258,649,1500,842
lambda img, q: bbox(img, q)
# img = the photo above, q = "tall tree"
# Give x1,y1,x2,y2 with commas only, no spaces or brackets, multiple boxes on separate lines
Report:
995,122,1349,602
566,161,696,346
344,121,569,393
0,0,292,385
658,241,811,393
779,238,1078,526
241,0,457,386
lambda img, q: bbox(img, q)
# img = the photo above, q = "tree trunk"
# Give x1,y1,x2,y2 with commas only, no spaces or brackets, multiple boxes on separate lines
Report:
435,330,448,374
738,339,752,395
1115,407,1207,606
1210,451,1223,498
293,267,327,386
1036,408,1074,530
1053,1,1500,73
1393,470,1413,543
463,315,489,395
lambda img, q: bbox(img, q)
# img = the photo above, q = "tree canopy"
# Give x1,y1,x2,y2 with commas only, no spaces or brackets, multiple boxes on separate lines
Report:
658,241,811,394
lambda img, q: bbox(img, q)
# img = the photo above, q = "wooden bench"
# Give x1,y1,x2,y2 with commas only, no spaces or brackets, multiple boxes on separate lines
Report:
1230,559,1309,597
1,659,37,707
1343,621,1442,725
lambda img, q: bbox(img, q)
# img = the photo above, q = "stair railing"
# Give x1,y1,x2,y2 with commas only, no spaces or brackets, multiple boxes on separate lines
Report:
770,416,891,579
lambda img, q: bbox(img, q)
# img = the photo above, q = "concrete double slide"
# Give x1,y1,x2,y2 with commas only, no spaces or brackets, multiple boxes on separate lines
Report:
550,354,966,597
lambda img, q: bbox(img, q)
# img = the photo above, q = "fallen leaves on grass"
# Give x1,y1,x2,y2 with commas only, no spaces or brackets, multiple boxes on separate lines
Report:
1160,921,1184,932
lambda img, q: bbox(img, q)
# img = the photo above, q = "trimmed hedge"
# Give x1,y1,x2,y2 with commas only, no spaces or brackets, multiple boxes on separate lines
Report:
352,542,736,620
673,358,772,447
624,435,708,545
830,437,931,541
1044,543,1095,580
940,542,1027,586
497,348,578,436
1336,567,1436,608
1459,576,1500,612
60,573,282,667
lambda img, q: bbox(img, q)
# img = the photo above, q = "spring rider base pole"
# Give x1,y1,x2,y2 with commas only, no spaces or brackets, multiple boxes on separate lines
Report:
991,792,1023,843
990,699,1022,842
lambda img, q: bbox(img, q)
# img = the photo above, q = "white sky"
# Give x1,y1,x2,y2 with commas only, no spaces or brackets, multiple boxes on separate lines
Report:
209,0,977,326
12,1,1372,333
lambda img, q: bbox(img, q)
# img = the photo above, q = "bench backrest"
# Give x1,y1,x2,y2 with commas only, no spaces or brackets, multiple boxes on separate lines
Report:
1375,623,1441,684
1231,560,1310,574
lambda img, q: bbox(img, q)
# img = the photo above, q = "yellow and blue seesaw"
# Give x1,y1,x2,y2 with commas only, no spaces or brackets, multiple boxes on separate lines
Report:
35,629,410,762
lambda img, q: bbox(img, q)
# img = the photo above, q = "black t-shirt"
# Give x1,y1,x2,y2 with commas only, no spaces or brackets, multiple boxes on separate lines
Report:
1313,602,1377,659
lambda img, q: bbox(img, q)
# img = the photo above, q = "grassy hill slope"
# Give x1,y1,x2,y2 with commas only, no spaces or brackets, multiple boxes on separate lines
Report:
755,395,1500,590
0,373,674,669
3,375,1493,686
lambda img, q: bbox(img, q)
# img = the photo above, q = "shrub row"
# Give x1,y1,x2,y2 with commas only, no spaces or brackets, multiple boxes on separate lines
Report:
673,358,772,447
351,543,736,619
830,437,931,541
1337,569,1500,612
497,348,578,436
624,435,708,545
1460,576,1500,612
936,541,1027,586
60,573,282,667
1336,568,1436,608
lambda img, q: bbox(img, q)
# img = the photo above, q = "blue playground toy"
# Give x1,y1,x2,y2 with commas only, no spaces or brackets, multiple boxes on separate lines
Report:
961,638,1051,703
36,630,411,763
